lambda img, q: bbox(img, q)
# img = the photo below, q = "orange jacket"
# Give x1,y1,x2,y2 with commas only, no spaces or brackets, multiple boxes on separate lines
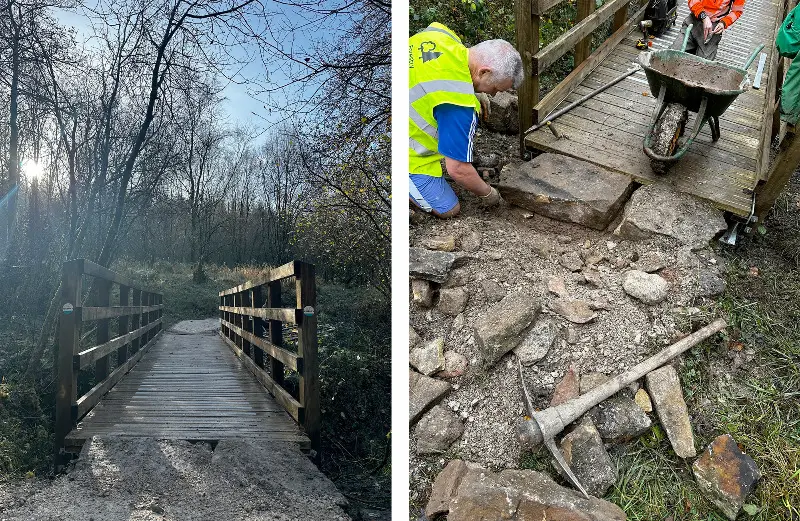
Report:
688,0,745,27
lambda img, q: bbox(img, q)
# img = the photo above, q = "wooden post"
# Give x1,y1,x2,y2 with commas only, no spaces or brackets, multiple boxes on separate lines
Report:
612,1,629,32
516,0,541,156
94,279,112,381
131,289,141,353
268,281,285,388
295,261,320,456
252,285,266,369
242,290,252,357
118,285,130,365
755,127,800,219
55,259,83,463
574,0,596,66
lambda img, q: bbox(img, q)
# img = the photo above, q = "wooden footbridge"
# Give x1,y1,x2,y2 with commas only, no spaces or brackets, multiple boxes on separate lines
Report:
516,0,799,222
54,259,320,463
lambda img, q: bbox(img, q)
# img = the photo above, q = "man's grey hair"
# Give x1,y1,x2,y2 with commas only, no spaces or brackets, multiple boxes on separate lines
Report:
470,40,524,89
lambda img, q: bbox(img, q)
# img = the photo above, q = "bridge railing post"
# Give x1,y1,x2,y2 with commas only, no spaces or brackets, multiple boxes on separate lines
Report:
296,261,320,456
55,259,83,465
268,280,285,388
118,285,130,364
94,279,112,382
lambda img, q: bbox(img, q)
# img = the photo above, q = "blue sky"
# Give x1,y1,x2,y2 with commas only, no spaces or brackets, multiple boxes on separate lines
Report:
52,2,341,134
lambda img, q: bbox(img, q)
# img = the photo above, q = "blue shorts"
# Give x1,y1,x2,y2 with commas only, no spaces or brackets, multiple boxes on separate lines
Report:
409,174,459,214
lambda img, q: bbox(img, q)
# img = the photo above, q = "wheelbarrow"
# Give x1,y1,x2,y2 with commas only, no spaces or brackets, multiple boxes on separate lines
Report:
640,26,764,174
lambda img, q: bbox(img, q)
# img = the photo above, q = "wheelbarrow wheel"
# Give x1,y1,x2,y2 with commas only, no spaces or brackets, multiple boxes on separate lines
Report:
649,102,689,175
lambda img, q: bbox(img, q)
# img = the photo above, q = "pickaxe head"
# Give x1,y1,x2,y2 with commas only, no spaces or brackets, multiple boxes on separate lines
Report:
517,360,590,499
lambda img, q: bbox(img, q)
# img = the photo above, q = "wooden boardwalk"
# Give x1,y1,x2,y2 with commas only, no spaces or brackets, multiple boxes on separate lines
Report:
65,320,309,450
526,0,781,216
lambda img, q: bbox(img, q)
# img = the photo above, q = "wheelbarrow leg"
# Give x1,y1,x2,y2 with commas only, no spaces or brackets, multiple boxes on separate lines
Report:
709,116,721,142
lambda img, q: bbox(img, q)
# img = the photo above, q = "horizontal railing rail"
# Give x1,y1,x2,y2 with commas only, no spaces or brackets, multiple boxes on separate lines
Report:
218,260,319,454
55,259,163,462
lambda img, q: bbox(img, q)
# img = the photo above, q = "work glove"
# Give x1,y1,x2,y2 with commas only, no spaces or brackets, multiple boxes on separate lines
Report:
478,186,503,207
476,93,491,122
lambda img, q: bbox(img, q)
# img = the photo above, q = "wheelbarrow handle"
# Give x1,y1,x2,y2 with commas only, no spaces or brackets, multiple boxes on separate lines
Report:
681,24,693,52
743,44,765,70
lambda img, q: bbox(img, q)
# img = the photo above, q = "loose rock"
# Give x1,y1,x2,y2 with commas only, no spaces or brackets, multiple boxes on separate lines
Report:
547,276,568,297
692,434,761,521
634,389,653,413
587,397,653,442
410,370,451,425
550,365,579,406
410,338,445,376
481,279,506,303
411,279,435,308
497,154,635,230
634,251,667,273
438,287,469,316
438,351,468,378
551,298,597,324
646,365,696,458
560,251,585,272
459,230,483,252
423,236,457,252
414,405,465,455
515,318,560,366
582,269,603,287
484,92,519,134
622,270,669,305
410,247,457,283
693,270,726,298
442,464,627,521
474,291,541,368
425,460,479,519
558,418,618,497
613,184,727,249
580,373,611,394
410,326,422,348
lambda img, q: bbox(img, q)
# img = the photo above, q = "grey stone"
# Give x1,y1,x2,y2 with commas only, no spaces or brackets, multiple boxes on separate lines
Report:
587,397,653,442
614,184,727,249
558,418,617,497
410,370,451,425
582,270,603,287
693,270,726,298
514,318,559,366
481,279,506,302
497,154,635,230
438,287,469,316
409,326,422,348
580,372,611,394
459,230,482,252
692,434,761,521
531,239,551,258
415,405,465,455
484,92,519,134
450,313,465,334
410,247,456,283
560,251,585,272
551,298,597,324
474,291,541,368
422,235,457,252
547,275,568,297
411,278,435,308
474,152,500,169
566,327,579,344
646,365,696,458
410,337,445,376
439,350,468,378
444,464,627,521
634,251,667,273
623,270,669,305
442,268,471,288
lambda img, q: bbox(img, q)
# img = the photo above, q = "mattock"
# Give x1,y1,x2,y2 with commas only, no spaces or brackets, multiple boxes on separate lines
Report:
516,318,728,498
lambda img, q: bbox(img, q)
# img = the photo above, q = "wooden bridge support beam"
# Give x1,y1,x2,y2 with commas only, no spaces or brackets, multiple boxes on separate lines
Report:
296,262,320,456
516,0,541,156
755,126,800,219
55,259,83,463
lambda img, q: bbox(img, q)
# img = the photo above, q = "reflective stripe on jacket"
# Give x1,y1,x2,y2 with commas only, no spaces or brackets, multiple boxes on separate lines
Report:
409,23,481,176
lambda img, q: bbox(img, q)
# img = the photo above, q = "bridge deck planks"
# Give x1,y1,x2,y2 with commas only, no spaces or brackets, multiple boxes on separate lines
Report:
66,326,309,449
525,0,781,216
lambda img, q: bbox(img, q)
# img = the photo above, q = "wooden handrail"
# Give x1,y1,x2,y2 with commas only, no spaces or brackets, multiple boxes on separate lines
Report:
55,259,163,463
218,261,320,455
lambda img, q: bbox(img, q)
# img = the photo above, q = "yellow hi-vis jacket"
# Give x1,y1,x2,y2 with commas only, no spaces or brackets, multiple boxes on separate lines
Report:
409,23,482,176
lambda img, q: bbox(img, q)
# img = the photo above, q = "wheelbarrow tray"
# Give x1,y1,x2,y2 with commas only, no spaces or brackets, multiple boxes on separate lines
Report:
638,50,749,117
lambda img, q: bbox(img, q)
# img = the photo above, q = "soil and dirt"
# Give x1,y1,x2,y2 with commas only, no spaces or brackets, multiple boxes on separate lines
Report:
410,129,800,519
0,437,349,520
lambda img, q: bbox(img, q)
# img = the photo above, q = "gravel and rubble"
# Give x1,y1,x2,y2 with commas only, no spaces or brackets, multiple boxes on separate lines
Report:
409,172,732,509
